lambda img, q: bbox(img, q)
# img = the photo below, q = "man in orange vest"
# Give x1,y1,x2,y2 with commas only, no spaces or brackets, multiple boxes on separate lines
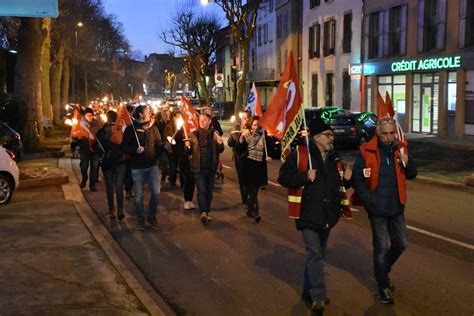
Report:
278,117,352,313
352,117,417,305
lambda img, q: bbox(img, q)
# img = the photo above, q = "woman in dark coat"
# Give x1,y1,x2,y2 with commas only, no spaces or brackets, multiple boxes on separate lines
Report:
239,116,268,223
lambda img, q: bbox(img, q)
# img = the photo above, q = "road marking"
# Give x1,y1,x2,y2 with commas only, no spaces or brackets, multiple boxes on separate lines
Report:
406,225,474,250
224,161,473,250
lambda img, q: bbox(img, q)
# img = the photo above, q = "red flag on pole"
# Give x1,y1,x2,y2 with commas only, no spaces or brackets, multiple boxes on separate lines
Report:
111,104,133,144
70,108,88,138
259,51,304,160
377,90,391,119
182,96,199,136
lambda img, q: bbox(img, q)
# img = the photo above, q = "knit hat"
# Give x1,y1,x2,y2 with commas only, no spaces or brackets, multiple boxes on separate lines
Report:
84,108,94,115
308,117,332,136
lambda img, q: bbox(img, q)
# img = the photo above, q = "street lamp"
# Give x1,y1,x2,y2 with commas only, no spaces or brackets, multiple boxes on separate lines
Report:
200,0,210,5
75,21,83,46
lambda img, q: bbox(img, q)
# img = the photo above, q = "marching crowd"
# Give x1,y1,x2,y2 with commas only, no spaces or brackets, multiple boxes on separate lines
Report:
70,101,417,313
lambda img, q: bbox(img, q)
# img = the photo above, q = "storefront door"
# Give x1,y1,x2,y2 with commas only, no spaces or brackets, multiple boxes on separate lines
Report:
412,73,439,134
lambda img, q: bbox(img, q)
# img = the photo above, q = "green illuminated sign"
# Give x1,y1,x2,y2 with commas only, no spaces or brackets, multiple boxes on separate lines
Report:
391,56,461,73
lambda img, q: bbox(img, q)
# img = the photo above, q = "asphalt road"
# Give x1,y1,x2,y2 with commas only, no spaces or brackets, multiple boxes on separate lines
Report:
76,148,474,316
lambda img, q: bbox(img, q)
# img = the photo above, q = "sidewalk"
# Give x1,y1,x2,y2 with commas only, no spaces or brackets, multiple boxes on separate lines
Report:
0,165,148,315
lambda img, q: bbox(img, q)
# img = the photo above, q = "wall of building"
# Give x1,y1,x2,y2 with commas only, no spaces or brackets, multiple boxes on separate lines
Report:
302,0,362,111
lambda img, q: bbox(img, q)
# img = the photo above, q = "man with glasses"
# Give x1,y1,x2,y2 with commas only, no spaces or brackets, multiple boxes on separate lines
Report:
352,117,417,305
278,117,352,313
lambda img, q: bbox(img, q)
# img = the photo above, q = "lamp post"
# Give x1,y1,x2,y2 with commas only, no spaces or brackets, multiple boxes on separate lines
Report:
75,21,83,46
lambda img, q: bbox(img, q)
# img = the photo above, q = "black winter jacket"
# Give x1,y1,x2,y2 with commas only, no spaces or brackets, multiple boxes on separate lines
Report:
121,121,164,169
278,141,347,232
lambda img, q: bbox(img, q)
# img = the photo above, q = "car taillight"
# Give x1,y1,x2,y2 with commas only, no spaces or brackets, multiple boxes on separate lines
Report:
5,149,15,161
351,127,356,135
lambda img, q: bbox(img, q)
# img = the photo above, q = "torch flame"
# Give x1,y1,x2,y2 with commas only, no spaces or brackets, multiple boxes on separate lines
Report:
238,112,244,119
64,119,73,126
176,117,184,130
100,114,107,122
72,118,78,125
230,115,236,123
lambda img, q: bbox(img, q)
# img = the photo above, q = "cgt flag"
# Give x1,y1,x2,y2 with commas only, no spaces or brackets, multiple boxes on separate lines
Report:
111,104,133,144
245,82,263,117
259,51,303,161
182,96,199,136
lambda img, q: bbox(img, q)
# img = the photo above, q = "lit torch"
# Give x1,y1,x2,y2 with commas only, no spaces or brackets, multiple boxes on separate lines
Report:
166,117,184,145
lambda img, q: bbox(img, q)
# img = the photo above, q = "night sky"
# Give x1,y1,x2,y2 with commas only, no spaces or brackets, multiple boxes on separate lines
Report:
104,0,225,59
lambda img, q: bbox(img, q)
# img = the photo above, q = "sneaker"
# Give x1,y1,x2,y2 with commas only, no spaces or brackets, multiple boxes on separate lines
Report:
188,202,197,209
147,216,160,230
184,201,190,210
254,215,262,223
388,278,395,291
200,212,209,225
137,218,146,231
378,288,394,304
301,292,330,308
311,299,326,312
117,212,125,221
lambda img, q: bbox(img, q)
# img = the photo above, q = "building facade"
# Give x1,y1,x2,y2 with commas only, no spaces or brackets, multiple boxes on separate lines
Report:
360,0,474,137
144,53,189,98
249,0,278,108
302,0,363,111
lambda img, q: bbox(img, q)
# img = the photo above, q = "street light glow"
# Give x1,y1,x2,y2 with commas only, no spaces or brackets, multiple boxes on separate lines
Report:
200,0,210,5
77,22,83,27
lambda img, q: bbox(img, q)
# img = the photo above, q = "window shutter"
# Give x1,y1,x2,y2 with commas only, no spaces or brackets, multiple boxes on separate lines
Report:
378,11,384,57
437,0,447,50
363,15,369,59
309,26,314,58
400,5,408,55
332,19,336,55
417,0,425,52
459,0,467,48
382,9,390,57
316,24,321,58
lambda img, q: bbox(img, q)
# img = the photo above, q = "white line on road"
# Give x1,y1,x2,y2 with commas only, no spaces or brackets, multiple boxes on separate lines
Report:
406,225,474,250
223,163,473,251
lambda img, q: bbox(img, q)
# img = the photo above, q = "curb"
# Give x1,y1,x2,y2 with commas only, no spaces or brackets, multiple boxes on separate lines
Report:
59,158,175,316
22,151,65,160
414,175,474,191
19,175,69,189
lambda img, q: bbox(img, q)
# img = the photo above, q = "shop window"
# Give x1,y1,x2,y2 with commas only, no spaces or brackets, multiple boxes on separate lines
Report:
310,0,320,9
342,70,351,109
324,19,336,56
343,12,352,54
312,74,318,106
326,73,334,106
418,0,447,52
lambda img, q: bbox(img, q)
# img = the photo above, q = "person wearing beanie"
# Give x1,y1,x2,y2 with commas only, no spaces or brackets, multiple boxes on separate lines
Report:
78,107,100,192
278,116,352,313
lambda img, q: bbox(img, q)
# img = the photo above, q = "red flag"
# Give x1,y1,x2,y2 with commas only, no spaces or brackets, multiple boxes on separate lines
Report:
377,90,390,119
70,108,88,138
260,51,303,160
182,96,199,136
111,104,133,144
385,92,406,146
384,91,396,118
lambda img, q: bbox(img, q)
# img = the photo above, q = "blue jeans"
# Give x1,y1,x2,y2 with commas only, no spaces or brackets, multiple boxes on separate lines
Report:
193,169,215,213
131,166,161,219
369,214,408,289
102,162,125,213
302,229,330,301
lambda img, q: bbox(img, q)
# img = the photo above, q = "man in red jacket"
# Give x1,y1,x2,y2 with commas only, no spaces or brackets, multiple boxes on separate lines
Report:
352,117,417,305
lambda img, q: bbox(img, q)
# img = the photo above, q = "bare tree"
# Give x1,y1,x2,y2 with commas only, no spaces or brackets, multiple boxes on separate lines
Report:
161,1,220,105
212,0,262,114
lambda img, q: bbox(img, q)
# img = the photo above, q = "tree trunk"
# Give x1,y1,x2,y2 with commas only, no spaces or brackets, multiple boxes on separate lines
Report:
12,18,44,150
50,41,65,125
61,57,70,112
235,39,250,115
40,18,52,128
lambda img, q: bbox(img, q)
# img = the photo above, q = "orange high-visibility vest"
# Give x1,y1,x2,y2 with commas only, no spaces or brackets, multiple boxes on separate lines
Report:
287,146,308,219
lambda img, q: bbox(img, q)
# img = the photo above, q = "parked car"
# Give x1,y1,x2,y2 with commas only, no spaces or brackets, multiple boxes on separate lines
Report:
0,146,20,205
330,112,377,148
0,120,23,162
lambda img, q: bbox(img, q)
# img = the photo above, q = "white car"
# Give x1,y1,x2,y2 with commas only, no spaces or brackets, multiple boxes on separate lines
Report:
0,146,19,204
